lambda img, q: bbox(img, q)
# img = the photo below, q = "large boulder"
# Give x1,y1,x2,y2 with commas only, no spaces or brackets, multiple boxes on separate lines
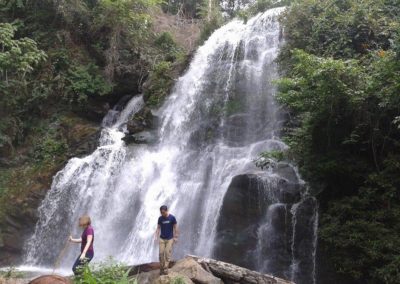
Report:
126,107,157,135
129,262,175,275
213,174,272,269
172,258,222,284
188,256,294,284
131,256,292,284
214,170,304,271
29,275,71,284
123,131,158,145
131,258,222,284
136,271,193,284
153,272,193,284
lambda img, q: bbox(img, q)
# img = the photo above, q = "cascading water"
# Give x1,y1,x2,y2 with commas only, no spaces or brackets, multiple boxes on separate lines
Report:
24,7,317,284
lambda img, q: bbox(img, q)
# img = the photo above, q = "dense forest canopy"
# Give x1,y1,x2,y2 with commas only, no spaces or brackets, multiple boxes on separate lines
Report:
277,0,400,282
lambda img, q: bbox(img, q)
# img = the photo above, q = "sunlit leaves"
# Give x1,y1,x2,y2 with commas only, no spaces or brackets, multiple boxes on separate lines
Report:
0,23,47,81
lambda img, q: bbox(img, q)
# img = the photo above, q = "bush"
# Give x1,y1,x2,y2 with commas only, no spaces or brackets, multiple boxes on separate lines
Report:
65,63,112,103
144,61,174,106
197,0,224,44
74,259,137,284
155,32,182,61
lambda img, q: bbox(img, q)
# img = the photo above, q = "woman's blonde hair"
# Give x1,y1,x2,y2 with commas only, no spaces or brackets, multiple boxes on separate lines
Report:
79,215,91,227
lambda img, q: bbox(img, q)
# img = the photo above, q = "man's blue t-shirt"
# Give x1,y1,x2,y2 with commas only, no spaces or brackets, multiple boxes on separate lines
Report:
158,214,177,240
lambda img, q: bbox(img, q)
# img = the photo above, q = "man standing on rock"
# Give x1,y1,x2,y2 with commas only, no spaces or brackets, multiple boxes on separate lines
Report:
155,205,179,275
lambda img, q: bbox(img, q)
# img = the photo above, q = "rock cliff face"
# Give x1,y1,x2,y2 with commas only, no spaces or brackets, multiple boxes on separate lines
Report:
214,163,318,283
214,165,303,269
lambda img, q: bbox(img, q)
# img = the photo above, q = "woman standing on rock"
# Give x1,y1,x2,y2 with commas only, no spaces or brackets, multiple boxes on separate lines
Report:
69,215,94,275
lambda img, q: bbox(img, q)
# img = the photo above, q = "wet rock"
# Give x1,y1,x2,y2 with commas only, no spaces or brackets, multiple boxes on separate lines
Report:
60,115,100,158
76,98,111,122
273,162,299,184
214,174,269,269
123,130,158,145
29,275,71,284
126,107,157,135
290,197,318,284
214,172,304,270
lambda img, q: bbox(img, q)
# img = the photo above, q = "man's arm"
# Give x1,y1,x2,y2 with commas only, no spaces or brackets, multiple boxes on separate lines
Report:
154,224,160,240
173,223,179,242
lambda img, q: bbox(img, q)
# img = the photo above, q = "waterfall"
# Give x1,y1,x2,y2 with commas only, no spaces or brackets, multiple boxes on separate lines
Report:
24,7,317,284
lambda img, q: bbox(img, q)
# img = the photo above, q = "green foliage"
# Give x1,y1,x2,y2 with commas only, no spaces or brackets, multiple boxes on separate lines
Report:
155,32,183,61
65,64,112,103
0,22,47,146
171,276,186,284
278,0,400,282
280,0,400,59
0,22,47,104
144,61,174,106
197,0,224,43
94,0,160,44
320,157,400,281
245,0,292,16
0,266,25,279
32,122,68,163
74,259,136,284
254,150,286,169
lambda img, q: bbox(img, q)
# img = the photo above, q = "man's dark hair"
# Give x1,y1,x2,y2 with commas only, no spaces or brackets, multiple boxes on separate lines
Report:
160,205,168,211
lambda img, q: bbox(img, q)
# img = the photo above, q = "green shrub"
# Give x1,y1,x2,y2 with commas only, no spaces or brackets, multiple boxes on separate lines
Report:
197,0,224,43
32,123,68,163
172,276,186,284
74,259,137,284
144,61,174,106
65,63,112,103
155,32,182,61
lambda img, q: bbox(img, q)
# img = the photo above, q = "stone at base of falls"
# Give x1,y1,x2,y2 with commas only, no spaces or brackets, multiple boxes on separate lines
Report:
126,106,158,135
131,256,292,284
122,130,159,145
214,171,303,270
28,275,71,284
129,262,176,274
134,257,221,284
154,272,194,284
188,256,294,284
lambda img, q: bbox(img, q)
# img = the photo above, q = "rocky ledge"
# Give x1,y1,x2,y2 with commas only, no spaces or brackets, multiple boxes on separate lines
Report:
23,256,293,284
131,255,293,284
